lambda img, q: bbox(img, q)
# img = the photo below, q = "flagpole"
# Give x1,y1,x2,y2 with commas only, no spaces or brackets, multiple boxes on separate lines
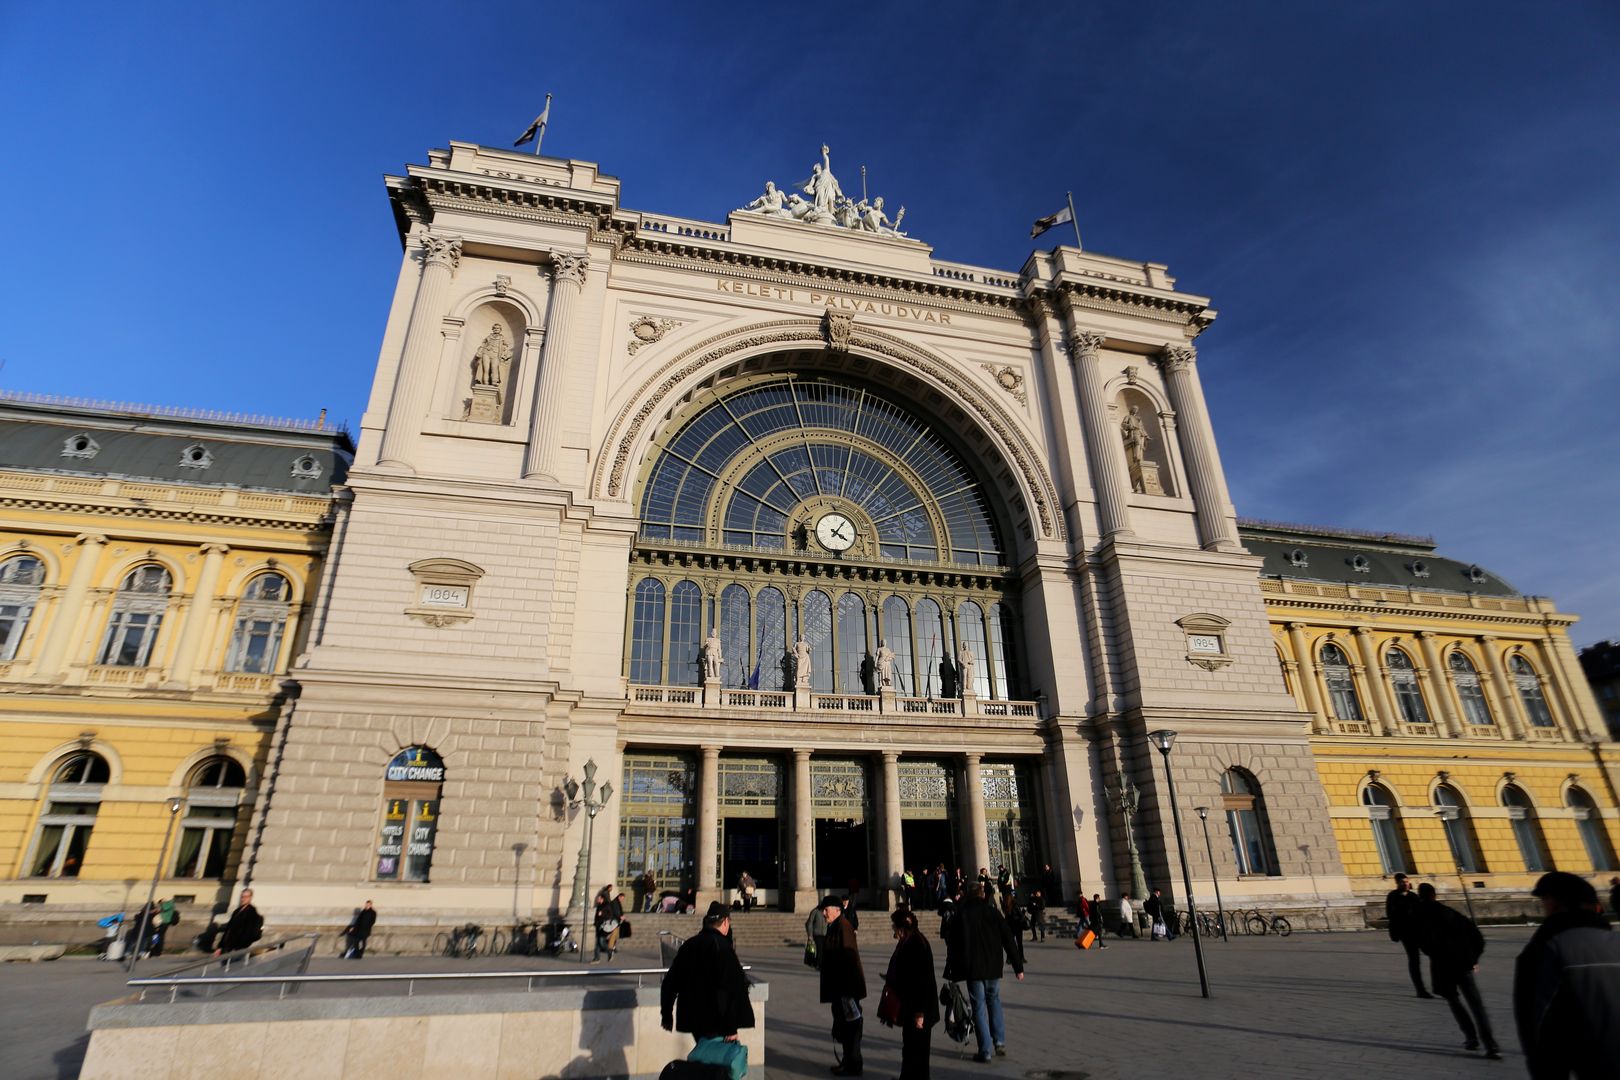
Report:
1066,190,1082,251
534,93,552,157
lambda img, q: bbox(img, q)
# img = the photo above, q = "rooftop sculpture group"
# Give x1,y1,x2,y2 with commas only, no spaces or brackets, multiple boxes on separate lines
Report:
740,145,909,239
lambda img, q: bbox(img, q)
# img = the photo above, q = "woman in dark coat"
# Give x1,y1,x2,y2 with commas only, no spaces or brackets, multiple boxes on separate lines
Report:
882,906,940,1080
593,885,624,962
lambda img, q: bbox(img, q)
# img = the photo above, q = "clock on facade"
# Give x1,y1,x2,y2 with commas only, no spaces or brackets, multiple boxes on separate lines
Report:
814,512,856,552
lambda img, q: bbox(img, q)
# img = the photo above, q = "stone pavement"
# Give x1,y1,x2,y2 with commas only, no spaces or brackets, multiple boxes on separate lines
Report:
2,926,1534,1079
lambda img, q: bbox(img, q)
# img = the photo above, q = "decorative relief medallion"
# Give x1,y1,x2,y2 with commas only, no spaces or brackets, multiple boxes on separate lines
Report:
493,274,511,297
981,364,1027,406
626,315,682,356
823,310,854,352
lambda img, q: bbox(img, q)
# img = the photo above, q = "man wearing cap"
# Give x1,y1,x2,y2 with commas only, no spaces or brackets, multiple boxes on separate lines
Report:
819,894,866,1075
1385,873,1432,998
1414,882,1500,1059
661,901,755,1045
1514,871,1620,1078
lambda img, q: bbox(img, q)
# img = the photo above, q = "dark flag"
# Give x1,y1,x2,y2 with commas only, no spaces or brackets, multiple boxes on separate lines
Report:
1030,204,1074,239
514,95,552,149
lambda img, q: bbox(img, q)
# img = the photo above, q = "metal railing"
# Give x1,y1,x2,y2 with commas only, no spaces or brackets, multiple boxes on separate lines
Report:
137,933,320,999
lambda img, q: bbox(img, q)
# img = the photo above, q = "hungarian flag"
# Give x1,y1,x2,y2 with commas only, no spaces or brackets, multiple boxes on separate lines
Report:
1030,204,1074,238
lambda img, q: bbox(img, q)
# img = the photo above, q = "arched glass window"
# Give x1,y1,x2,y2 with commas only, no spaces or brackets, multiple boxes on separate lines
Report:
754,586,788,690
1501,785,1551,872
1567,787,1618,871
226,572,291,674
1448,652,1494,726
988,602,1016,699
376,747,445,882
801,590,834,692
834,592,868,694
666,581,704,687
719,585,750,688
1221,769,1279,876
1510,656,1555,728
1386,648,1430,726
1320,643,1362,721
1361,783,1410,875
628,579,665,685
0,554,45,662
881,596,914,694
1433,784,1484,872
30,752,110,878
175,756,246,879
98,564,172,667
959,602,992,699
914,598,953,697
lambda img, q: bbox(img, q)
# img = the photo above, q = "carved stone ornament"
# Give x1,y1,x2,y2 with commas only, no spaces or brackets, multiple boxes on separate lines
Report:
738,145,913,240
419,233,463,271
1160,345,1196,373
981,364,1027,406
1176,611,1233,671
493,274,511,296
1124,365,1140,385
549,250,590,288
627,315,682,356
823,310,854,353
1071,329,1105,355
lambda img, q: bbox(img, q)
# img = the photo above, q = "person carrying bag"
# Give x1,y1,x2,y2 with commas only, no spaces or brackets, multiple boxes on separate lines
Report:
879,906,939,1079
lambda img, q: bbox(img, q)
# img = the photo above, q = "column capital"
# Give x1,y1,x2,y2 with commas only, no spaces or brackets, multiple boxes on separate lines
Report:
199,543,230,557
964,751,983,765
1414,630,1437,639
1286,621,1311,633
1478,633,1499,643
548,250,590,288
1158,345,1196,372
74,533,109,547
881,750,900,764
1070,328,1105,356
700,744,722,756
1351,625,1375,637
419,232,463,272
792,748,814,760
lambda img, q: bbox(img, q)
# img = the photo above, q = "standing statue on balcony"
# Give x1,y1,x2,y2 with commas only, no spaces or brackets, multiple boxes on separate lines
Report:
702,628,723,681
794,638,813,687
876,642,896,689
957,643,977,696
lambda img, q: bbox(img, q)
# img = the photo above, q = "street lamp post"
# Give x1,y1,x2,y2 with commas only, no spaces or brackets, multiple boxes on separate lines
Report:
1148,730,1209,998
1104,779,1149,903
126,796,184,973
564,760,614,958
1194,807,1228,942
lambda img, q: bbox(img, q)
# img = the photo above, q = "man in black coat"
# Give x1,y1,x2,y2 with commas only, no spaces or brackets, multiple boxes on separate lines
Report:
1414,883,1500,1059
1514,871,1620,1079
1385,873,1431,997
943,883,1025,1063
820,894,867,1075
213,889,263,956
661,902,755,1044
345,900,377,959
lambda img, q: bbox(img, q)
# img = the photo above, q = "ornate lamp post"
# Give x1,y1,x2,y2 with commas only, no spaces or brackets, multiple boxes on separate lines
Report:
1147,730,1209,998
564,761,613,957
1105,778,1149,903
126,796,184,972
1194,807,1228,942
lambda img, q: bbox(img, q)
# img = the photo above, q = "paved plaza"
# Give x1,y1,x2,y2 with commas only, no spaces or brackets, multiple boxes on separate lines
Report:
5,925,1535,1079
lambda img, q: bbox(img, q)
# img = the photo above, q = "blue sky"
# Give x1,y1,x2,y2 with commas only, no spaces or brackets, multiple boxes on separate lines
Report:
2,2,1616,643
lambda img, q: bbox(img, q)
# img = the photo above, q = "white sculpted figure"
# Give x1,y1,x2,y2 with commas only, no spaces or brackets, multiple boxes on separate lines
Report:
1121,405,1151,468
702,628,723,681
744,181,790,217
859,196,891,234
803,145,844,224
471,323,512,388
794,638,812,687
957,642,977,695
876,642,896,689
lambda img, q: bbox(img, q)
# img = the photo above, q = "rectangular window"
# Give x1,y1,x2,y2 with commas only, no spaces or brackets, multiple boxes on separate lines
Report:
228,617,285,674
0,602,33,660
99,610,162,667
1392,676,1430,725
30,802,98,877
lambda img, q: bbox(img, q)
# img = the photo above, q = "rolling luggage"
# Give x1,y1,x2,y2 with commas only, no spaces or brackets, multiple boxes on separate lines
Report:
1076,928,1097,950
658,1062,729,1080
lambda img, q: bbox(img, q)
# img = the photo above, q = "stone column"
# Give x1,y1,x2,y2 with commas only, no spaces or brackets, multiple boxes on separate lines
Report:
1156,346,1241,550
964,753,990,875
1352,626,1397,735
377,232,462,471
1057,314,1133,538
1416,632,1463,738
1287,622,1330,733
524,250,590,481
697,745,721,906
1480,636,1528,739
163,543,229,689
1531,639,1581,741
34,533,107,679
1543,631,1613,740
793,749,816,911
881,751,904,908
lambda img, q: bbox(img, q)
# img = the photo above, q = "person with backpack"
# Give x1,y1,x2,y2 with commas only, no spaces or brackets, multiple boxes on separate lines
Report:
1414,882,1501,1059
943,883,1025,1063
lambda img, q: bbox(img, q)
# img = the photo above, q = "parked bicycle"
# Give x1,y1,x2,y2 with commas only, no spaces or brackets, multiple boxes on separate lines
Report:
1172,909,1229,939
504,920,542,957
1243,909,1292,936
433,922,503,958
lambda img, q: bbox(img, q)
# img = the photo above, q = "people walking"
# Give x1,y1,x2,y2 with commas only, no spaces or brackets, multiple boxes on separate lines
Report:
214,889,263,956
1385,873,1432,997
806,903,829,970
819,894,867,1075
1087,893,1109,949
344,900,377,959
738,870,756,913
881,906,939,1080
1513,871,1620,1078
640,868,658,913
1144,888,1167,941
661,901,756,1057
1414,882,1500,1059
1027,889,1046,943
593,884,623,962
943,883,1025,1063
1117,892,1137,939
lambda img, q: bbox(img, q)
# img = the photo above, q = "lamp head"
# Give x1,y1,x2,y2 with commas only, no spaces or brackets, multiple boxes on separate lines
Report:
582,759,598,781
599,781,614,804
564,778,580,802
167,797,184,814
1195,806,1208,821
1148,729,1177,754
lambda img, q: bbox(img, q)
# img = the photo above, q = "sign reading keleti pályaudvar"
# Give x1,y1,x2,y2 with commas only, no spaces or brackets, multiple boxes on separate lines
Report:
715,278,955,325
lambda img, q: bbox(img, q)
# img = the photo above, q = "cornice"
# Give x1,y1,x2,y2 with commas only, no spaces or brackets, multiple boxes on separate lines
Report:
1043,283,1215,336
1259,593,1570,630
0,493,334,533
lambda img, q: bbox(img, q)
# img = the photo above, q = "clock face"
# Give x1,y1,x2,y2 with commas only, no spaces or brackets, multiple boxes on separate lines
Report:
814,512,856,552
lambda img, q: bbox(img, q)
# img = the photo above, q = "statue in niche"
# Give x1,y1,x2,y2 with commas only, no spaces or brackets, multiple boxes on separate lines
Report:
957,643,977,696
875,641,896,689
1120,403,1165,495
794,638,812,687
702,628,723,681
471,323,513,390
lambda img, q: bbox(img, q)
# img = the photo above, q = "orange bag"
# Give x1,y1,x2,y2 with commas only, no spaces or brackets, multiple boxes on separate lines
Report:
1076,929,1097,950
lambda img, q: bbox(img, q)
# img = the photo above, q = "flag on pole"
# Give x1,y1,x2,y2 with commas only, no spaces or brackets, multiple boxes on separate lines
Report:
1030,204,1074,239
514,95,552,149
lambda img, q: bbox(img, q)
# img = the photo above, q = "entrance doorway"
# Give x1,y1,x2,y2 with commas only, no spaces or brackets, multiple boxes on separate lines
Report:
816,818,870,895
901,819,955,877
723,817,779,904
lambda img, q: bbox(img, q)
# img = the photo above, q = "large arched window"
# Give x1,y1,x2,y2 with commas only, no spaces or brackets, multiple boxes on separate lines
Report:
1221,768,1279,876
98,564,171,667
666,580,704,687
881,596,914,694
1510,656,1556,728
226,572,292,674
959,602,992,699
375,747,444,882
1448,652,1494,726
754,586,788,690
30,752,110,877
1361,783,1411,875
0,554,45,661
1567,787,1618,871
914,597,952,697
718,584,750,688
987,602,1017,699
834,592,868,694
1386,648,1430,726
1320,643,1362,722
175,756,246,879
1501,785,1551,872
1433,784,1484,872
628,579,665,685
801,589,834,692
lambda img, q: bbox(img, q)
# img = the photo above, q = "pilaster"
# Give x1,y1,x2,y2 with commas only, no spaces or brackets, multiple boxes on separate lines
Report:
33,533,107,680
1056,302,1132,538
1156,346,1241,551
524,250,590,481
377,231,461,471
164,543,229,689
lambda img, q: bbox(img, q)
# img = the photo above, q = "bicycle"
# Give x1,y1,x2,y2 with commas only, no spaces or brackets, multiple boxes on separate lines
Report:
433,922,501,958
504,920,542,957
1244,909,1292,937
